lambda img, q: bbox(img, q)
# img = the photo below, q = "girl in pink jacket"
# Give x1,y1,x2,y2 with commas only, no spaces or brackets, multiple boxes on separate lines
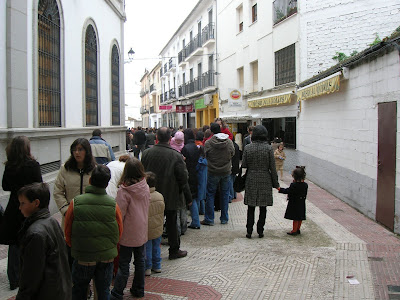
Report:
111,157,150,299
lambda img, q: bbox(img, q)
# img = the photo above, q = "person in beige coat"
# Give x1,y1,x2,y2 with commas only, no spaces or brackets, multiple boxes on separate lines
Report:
53,138,96,268
144,172,165,276
274,143,286,179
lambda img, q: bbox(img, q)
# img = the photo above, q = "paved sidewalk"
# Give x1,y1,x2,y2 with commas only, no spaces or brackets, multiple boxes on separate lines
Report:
1,171,399,299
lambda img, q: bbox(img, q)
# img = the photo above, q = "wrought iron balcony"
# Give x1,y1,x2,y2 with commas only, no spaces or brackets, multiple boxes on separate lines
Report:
160,94,164,102
169,58,176,70
149,84,155,93
202,23,215,45
273,0,297,25
178,49,186,64
140,106,149,114
150,106,155,114
164,63,168,74
169,88,176,99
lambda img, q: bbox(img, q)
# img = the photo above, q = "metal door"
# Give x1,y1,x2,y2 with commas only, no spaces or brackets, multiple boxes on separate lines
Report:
376,102,397,230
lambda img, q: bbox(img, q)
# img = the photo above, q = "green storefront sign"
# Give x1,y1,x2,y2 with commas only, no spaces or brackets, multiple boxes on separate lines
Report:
195,98,206,109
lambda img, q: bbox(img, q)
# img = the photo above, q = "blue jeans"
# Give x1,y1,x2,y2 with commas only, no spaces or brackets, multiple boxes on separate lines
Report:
199,199,205,215
72,260,113,300
189,198,200,227
111,244,145,299
229,174,237,200
204,173,230,224
145,237,162,270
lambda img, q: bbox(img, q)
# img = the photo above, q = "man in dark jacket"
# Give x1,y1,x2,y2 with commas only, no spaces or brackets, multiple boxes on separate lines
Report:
201,123,234,226
16,183,71,300
133,126,146,158
141,127,189,260
90,129,115,165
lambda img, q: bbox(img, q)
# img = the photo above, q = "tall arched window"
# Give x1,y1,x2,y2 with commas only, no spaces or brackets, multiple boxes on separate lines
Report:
38,0,61,127
85,24,98,126
111,45,120,125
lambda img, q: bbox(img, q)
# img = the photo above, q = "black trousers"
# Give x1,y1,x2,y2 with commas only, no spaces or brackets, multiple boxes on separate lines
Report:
165,210,180,254
246,206,267,235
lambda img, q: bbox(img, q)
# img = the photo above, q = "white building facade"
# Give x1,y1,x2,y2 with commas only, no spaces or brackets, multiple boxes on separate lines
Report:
159,0,219,129
1,0,127,212
217,0,299,147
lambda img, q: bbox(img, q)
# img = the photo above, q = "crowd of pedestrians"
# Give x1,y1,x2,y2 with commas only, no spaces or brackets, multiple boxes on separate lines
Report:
0,118,308,299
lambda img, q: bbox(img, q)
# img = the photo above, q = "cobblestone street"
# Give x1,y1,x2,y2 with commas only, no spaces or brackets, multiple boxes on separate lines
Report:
1,171,399,299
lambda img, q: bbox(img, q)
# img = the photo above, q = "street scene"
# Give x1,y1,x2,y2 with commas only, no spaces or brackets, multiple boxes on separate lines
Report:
1,0,400,299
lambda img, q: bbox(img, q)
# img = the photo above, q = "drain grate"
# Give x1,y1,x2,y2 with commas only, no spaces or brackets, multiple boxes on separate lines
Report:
368,257,384,261
331,208,344,212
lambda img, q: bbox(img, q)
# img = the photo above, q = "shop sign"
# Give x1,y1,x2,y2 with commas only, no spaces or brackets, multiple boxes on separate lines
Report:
228,89,243,107
297,74,340,101
159,105,172,110
176,104,193,113
195,98,206,109
248,93,292,108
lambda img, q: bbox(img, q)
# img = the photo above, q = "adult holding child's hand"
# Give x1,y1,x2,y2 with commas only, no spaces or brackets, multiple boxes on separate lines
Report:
242,125,279,239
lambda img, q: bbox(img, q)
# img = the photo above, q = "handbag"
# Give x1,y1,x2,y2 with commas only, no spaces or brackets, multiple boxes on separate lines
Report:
233,167,247,192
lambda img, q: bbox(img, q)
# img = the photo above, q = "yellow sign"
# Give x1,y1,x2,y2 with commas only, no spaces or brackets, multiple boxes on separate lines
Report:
297,75,340,101
248,93,292,108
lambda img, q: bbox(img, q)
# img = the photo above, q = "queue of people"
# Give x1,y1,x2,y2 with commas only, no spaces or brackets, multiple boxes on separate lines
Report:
0,118,308,299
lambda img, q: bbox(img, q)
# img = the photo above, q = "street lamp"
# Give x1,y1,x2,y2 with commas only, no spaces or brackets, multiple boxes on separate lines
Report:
124,48,135,64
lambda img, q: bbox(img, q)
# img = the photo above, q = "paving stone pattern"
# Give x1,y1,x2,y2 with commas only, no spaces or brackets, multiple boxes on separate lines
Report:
0,171,399,299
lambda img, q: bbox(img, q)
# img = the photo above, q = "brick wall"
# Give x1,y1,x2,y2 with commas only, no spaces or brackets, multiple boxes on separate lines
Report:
300,0,400,80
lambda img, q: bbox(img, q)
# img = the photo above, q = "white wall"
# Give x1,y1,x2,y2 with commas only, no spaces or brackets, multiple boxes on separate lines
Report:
299,0,400,80
0,0,7,128
217,0,299,119
299,52,400,179
61,0,123,127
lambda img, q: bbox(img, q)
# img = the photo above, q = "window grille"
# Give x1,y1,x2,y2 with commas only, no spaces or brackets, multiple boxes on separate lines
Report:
38,0,61,127
111,45,120,125
275,44,295,86
85,25,98,126
40,160,61,174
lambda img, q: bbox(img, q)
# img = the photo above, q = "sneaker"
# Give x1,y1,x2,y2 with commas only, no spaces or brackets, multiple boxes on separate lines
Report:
221,220,228,224
169,249,188,260
145,269,151,276
188,225,200,229
152,268,162,273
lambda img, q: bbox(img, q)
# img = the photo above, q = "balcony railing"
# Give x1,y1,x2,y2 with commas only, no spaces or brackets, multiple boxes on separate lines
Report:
178,49,186,64
163,63,168,74
140,106,149,114
150,106,155,114
160,94,164,102
149,84,155,93
169,58,176,70
178,71,215,97
140,89,146,97
273,0,297,25
201,23,215,45
169,88,176,99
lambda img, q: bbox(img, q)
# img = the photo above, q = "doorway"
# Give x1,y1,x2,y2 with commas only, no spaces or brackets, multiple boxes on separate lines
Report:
376,101,397,230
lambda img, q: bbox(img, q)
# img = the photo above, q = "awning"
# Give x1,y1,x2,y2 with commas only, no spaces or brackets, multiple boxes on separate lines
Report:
248,92,294,108
297,73,340,101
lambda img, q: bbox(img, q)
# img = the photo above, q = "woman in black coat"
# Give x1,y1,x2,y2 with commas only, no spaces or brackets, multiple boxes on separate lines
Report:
181,128,201,229
1,136,42,290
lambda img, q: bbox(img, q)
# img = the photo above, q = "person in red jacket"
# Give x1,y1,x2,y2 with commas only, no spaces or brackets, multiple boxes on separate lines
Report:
215,118,233,140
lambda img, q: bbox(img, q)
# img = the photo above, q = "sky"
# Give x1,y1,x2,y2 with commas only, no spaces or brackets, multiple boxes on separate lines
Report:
124,0,199,120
